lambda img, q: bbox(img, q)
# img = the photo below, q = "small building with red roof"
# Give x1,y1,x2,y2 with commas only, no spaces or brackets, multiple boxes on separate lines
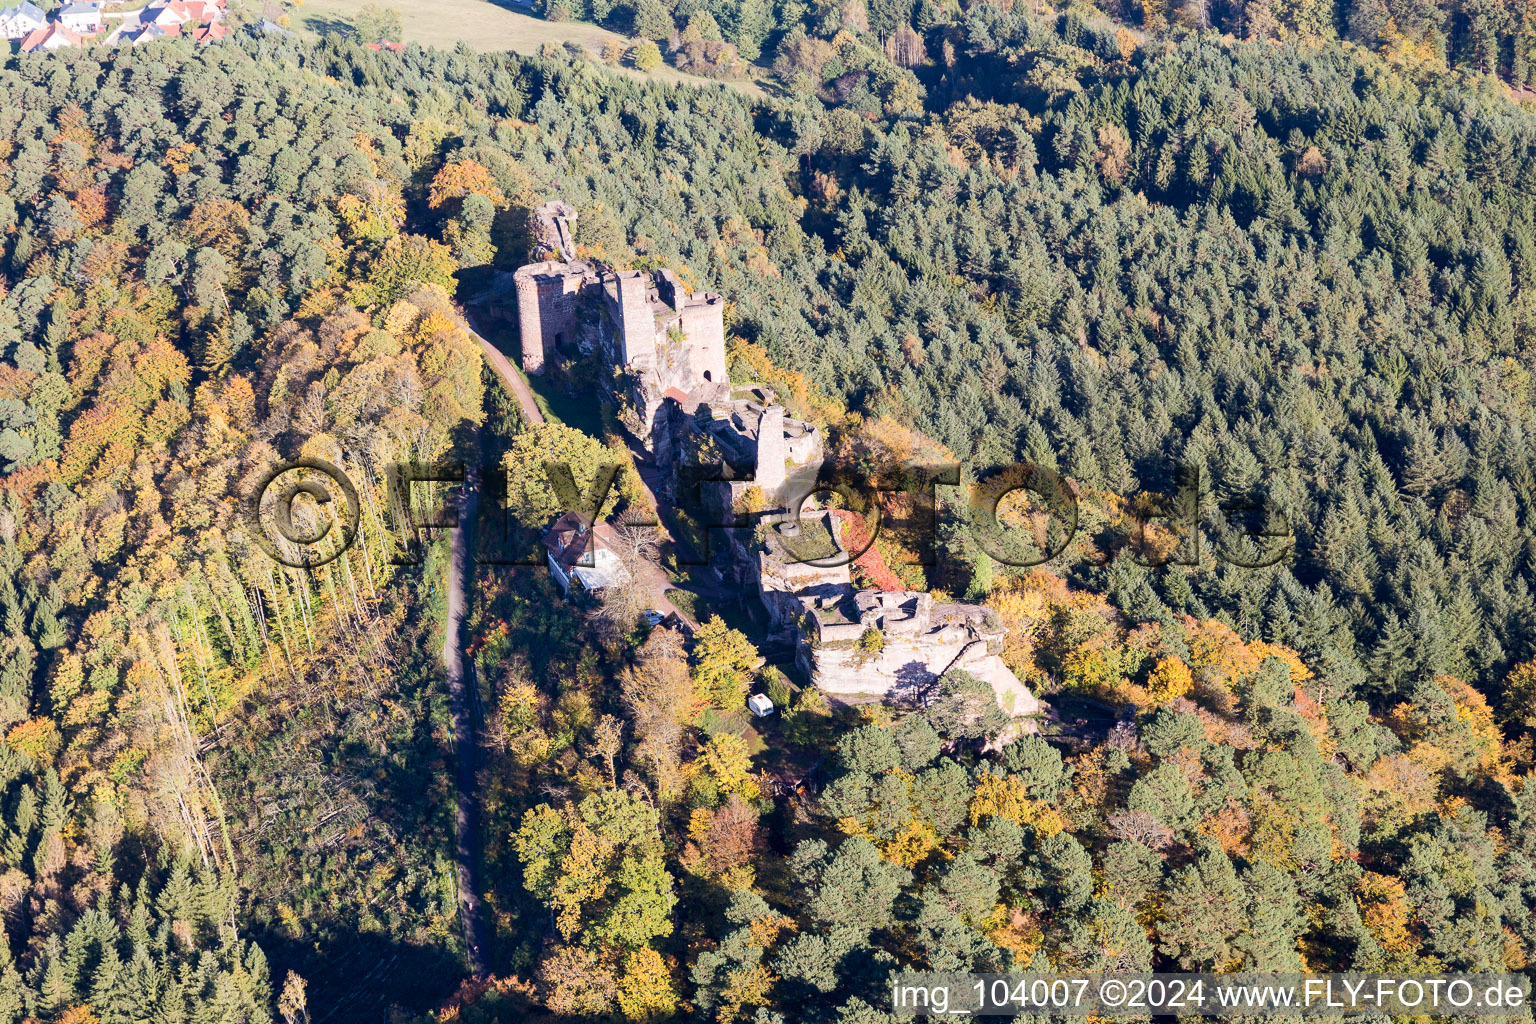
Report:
19,21,81,50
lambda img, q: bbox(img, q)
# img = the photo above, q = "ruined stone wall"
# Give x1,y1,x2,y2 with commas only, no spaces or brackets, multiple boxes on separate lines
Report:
513,205,723,394
549,275,584,352
751,514,850,632
811,632,971,697
790,573,1035,723
515,272,544,373
531,200,578,262
611,270,657,368
755,405,787,496
678,295,728,385
513,262,586,374
784,424,822,468
652,330,725,400
809,632,1039,726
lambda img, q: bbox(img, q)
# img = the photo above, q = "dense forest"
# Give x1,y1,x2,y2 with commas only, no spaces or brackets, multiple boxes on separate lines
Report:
534,0,1536,103
0,7,1532,1022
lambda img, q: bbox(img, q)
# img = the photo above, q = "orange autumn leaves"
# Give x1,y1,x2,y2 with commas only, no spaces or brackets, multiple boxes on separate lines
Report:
985,570,1314,714
427,159,507,211
60,334,192,486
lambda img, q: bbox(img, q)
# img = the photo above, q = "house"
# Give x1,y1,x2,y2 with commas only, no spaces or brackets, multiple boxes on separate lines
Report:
19,21,82,50
747,694,775,718
143,4,189,26
106,2,222,45
103,3,186,39
543,512,630,598
135,21,179,41
0,1,47,39
55,1,103,33
363,39,404,51
167,0,224,22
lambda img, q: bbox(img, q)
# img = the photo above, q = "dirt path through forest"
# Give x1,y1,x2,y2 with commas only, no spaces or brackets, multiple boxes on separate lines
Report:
442,475,489,976
462,312,546,427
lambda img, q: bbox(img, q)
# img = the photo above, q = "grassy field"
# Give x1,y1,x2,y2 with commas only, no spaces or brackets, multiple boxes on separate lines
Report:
293,0,765,97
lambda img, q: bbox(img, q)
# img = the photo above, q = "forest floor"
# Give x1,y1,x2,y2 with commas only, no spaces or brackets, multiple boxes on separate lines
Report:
293,0,767,98
441,472,490,977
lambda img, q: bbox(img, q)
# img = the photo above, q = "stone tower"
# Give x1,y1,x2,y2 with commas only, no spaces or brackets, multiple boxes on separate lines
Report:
612,270,656,367
513,261,584,375
755,405,787,497
678,292,728,385
514,270,545,374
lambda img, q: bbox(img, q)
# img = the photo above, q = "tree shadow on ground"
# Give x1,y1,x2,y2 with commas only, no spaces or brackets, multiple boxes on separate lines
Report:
303,16,355,37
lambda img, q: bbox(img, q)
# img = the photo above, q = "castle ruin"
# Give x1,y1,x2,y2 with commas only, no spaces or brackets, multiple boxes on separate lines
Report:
740,511,1040,723
509,204,819,501
507,203,1039,726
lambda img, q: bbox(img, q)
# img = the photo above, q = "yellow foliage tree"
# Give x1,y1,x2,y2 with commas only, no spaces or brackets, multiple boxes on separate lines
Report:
336,181,404,242
360,234,458,308
616,947,678,1022
1183,617,1262,690
687,806,714,842
1362,752,1440,830
1248,641,1313,684
718,962,774,1024
881,818,941,868
1061,642,1124,695
499,683,541,735
427,159,508,210
1246,793,1299,871
1502,658,1536,730
700,733,760,800
1356,871,1417,953
502,420,619,527
691,617,760,711
1145,655,1194,704
981,904,1045,963
1437,675,1505,776
550,817,610,940
6,718,62,763
968,773,1067,835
